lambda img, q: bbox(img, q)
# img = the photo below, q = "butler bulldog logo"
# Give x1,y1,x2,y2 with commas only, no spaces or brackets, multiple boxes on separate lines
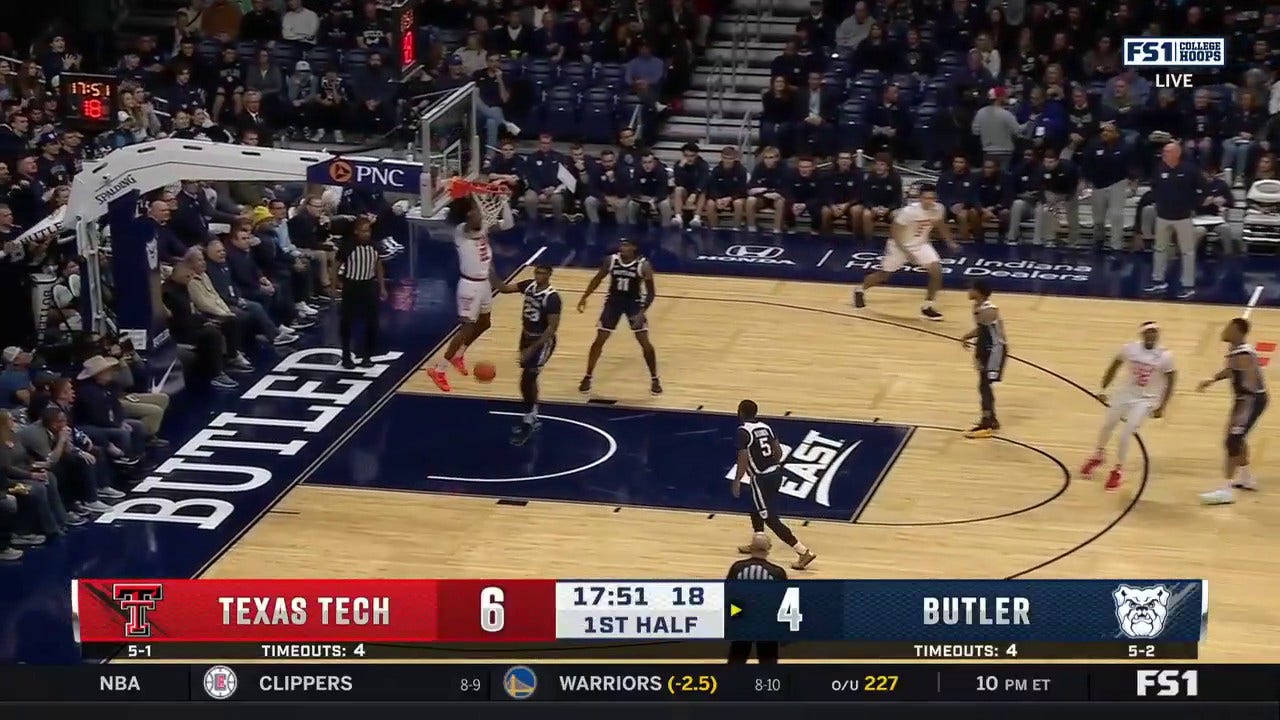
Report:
1113,584,1170,639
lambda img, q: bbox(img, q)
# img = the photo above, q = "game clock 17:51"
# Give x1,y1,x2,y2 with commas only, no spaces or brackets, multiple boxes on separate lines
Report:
62,73,119,127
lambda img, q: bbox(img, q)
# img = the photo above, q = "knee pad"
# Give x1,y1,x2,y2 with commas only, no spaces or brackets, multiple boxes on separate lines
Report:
1225,433,1244,456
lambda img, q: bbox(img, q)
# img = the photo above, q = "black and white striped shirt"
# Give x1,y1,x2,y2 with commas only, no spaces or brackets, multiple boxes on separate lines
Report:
339,243,380,281
726,557,787,581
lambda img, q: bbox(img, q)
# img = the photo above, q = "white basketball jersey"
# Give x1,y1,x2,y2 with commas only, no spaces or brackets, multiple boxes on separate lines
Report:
893,201,944,248
1117,341,1176,399
453,222,493,279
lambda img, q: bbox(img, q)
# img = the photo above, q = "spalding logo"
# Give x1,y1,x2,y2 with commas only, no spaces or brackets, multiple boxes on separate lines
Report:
1113,584,1170,639
94,174,139,204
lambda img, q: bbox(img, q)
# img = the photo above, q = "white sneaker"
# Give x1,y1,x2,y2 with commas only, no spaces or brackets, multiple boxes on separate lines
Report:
1232,478,1258,491
654,102,669,112
689,215,703,228
334,130,346,143
503,121,522,136
82,500,113,513
98,487,126,499
1199,488,1236,505
309,129,325,142
296,302,317,316
273,329,299,346
671,214,683,228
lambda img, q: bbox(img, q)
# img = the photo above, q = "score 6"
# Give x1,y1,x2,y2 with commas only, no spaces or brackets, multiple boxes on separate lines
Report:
481,587,505,633
777,587,803,631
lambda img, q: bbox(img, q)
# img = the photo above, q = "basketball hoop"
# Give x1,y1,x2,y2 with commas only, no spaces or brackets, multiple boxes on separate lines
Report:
448,178,511,229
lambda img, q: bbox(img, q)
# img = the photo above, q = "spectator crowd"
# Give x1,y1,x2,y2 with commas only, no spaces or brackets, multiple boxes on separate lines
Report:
756,1,1273,248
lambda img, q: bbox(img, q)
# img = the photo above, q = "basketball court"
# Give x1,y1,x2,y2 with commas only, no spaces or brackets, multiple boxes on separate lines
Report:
198,264,1278,662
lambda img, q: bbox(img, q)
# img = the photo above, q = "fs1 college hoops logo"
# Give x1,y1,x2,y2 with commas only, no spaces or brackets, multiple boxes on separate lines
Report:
1113,584,1171,639
112,582,165,638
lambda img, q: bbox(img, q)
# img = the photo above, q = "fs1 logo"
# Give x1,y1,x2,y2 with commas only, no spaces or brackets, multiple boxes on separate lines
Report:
726,430,859,506
1123,38,1225,67
1137,669,1199,697
112,582,165,638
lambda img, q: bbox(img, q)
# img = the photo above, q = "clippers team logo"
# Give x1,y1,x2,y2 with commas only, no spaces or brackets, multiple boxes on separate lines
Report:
697,245,796,265
203,666,239,700
725,429,860,506
111,582,164,638
1113,584,1171,639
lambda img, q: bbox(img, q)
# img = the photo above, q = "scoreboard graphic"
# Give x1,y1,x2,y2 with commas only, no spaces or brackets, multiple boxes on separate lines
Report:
71,578,1207,660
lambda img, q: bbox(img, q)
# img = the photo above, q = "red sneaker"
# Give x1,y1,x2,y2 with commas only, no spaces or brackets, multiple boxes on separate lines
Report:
426,367,452,392
1080,454,1103,479
449,355,469,376
1105,467,1123,490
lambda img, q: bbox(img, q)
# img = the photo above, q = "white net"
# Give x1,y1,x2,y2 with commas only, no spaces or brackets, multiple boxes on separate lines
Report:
474,189,510,230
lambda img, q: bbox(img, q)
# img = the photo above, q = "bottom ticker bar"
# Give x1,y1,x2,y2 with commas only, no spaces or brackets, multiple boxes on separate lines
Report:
4,664,1270,703
0,666,1269,696
83,641,1198,661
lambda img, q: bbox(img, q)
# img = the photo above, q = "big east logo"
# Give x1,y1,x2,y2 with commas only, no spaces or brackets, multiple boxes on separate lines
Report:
725,429,860,507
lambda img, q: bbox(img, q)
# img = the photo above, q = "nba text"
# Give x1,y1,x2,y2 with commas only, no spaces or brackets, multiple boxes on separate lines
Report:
922,597,1031,625
218,596,390,626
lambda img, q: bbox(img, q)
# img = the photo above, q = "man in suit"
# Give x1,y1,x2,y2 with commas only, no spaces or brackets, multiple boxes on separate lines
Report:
793,71,838,158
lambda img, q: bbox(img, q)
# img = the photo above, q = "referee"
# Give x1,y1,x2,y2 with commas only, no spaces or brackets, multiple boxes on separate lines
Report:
726,534,785,664
337,217,387,369
1144,142,1204,300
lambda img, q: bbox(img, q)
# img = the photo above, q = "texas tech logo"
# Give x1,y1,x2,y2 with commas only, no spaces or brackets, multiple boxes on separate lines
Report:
1113,584,1170,639
112,583,165,638
725,430,859,507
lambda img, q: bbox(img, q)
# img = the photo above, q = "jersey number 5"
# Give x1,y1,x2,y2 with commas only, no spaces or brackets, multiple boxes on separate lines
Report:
756,437,773,457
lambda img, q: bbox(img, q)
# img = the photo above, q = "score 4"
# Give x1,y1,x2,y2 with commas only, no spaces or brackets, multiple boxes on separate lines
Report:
728,582,842,642
437,580,558,642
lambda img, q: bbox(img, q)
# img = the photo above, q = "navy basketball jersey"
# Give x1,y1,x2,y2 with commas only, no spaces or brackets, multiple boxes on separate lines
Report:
1228,344,1268,398
519,280,561,336
606,253,646,305
737,420,782,476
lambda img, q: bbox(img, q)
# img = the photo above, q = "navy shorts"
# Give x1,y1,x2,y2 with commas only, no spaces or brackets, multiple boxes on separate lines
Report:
519,334,556,371
598,299,647,332
1229,392,1268,437
977,349,1007,383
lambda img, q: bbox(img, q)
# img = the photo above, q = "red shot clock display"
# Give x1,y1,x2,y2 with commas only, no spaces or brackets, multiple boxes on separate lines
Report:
393,0,422,78
61,73,121,130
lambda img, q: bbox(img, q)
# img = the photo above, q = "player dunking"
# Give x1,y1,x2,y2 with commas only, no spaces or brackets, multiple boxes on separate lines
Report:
576,238,663,395
958,280,1006,438
497,264,561,446
1081,322,1176,490
852,183,960,321
1197,318,1269,505
733,400,816,570
426,191,515,392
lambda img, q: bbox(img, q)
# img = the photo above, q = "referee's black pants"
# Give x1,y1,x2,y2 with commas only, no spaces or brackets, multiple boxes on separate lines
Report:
340,279,379,360
728,640,779,664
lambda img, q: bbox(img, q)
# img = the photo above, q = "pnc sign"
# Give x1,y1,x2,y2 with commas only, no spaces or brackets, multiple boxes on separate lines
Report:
307,158,422,193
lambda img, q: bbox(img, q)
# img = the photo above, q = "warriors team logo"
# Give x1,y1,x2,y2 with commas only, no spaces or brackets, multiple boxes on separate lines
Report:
1113,584,1171,639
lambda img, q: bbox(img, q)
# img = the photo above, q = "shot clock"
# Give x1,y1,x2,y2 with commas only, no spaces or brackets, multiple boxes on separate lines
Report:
392,0,422,78
61,73,120,130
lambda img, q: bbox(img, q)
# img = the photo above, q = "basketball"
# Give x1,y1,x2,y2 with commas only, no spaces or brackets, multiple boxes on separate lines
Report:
474,362,497,383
